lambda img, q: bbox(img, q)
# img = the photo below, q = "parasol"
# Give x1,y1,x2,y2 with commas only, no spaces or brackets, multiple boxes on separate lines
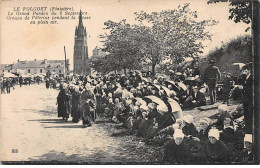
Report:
184,77,201,86
164,80,180,93
161,85,175,97
175,72,182,76
122,90,134,99
142,95,168,114
114,88,123,98
168,98,183,119
134,97,147,106
176,82,187,92
232,63,246,70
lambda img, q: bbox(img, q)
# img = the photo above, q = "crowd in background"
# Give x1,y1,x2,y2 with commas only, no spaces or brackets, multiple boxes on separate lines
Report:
0,59,253,164
53,59,253,164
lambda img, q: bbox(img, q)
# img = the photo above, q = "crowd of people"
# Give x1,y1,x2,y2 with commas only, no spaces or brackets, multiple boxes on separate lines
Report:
53,59,253,164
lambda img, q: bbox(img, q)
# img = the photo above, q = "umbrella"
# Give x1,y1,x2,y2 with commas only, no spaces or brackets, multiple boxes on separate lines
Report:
232,63,246,70
114,88,123,98
175,72,182,76
161,85,176,97
143,95,168,114
164,80,180,93
168,98,182,113
122,90,134,99
152,84,162,92
134,97,147,106
168,98,183,119
184,77,201,86
176,82,187,92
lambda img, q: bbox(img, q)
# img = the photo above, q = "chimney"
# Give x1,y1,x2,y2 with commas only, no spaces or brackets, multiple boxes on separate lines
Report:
44,59,47,64
17,59,19,62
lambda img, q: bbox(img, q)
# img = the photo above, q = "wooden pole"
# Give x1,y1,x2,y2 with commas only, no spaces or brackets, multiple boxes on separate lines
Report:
64,46,67,77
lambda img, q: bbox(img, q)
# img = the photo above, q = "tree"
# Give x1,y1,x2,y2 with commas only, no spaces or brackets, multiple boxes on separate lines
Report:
99,20,143,74
207,0,252,31
135,3,218,76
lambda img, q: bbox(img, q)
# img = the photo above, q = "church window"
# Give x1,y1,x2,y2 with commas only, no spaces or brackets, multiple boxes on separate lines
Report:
40,69,42,73
28,69,30,73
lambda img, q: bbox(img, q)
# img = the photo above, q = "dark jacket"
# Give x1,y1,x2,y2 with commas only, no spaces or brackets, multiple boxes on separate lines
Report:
204,139,231,163
163,138,189,164
204,65,221,83
191,90,206,106
182,123,198,137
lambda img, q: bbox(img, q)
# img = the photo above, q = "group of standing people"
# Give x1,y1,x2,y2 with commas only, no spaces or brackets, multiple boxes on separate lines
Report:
57,82,96,127
0,77,16,94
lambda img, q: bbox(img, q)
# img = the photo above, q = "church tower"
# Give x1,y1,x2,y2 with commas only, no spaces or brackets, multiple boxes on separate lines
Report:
73,10,90,75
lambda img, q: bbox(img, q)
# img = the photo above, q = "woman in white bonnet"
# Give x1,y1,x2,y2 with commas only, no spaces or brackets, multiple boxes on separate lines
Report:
163,129,189,164
197,117,211,143
182,115,198,137
204,128,231,163
239,134,253,163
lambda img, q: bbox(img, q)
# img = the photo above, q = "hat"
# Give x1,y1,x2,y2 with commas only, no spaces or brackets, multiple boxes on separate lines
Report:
244,134,252,143
208,129,220,140
183,115,193,124
173,129,185,139
242,62,252,70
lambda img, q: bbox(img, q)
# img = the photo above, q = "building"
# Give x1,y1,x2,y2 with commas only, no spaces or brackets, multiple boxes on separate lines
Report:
0,59,69,77
0,64,13,74
73,10,90,76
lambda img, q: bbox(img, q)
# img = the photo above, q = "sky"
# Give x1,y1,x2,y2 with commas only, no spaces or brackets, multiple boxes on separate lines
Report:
0,0,250,68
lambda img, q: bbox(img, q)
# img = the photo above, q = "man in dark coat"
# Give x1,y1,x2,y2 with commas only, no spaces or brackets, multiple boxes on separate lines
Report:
57,84,72,121
71,86,81,123
19,76,23,87
5,78,11,94
80,83,96,127
242,63,253,134
204,59,221,104
45,79,50,89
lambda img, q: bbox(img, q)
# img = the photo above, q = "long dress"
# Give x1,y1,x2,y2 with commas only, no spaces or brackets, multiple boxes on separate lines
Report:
71,91,81,123
80,89,96,125
57,89,72,119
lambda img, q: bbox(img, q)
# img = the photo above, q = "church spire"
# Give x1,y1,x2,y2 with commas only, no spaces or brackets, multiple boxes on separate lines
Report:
78,10,83,27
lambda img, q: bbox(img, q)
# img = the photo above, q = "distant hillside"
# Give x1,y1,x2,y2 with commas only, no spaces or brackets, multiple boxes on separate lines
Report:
199,35,252,80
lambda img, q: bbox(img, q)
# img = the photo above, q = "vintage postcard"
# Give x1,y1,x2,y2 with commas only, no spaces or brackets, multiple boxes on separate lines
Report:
0,0,259,165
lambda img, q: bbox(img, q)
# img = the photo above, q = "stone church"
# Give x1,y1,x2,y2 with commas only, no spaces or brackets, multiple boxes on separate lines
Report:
73,10,90,75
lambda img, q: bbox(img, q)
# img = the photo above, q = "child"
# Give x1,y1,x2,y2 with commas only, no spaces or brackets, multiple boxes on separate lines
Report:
197,117,211,144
